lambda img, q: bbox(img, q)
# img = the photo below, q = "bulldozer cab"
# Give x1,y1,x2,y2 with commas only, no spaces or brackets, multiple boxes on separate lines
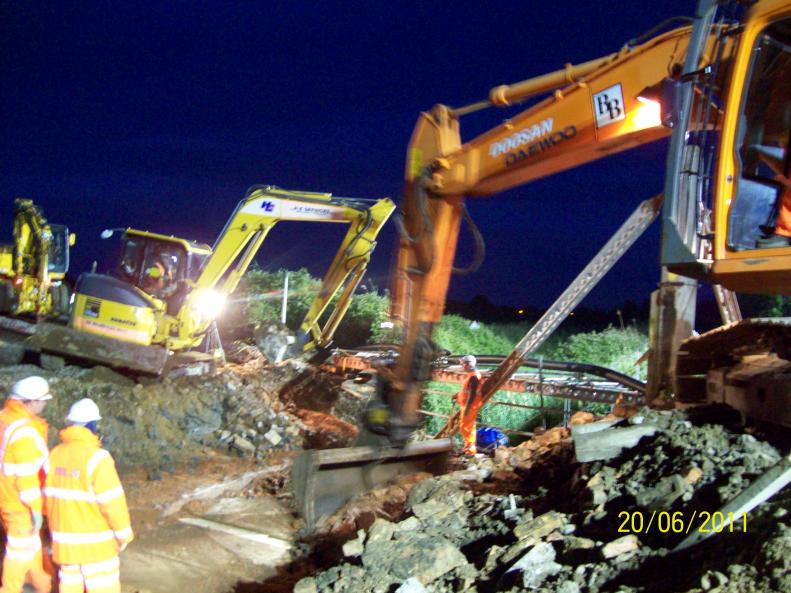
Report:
116,230,211,300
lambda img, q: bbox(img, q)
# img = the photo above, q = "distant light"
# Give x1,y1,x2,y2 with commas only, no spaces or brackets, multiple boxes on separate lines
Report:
469,321,480,330
379,321,394,329
518,309,524,315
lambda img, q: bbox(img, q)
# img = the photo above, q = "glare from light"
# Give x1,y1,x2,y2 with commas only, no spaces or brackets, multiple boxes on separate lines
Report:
379,321,394,329
633,97,662,129
194,290,226,319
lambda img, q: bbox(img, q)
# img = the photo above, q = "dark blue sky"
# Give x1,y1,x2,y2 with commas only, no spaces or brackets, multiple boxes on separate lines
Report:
1,1,694,309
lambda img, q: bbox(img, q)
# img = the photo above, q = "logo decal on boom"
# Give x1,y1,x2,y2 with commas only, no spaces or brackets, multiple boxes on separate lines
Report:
593,84,626,128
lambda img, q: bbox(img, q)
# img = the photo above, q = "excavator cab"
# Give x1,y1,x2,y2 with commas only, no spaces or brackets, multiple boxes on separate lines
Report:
46,224,73,278
70,229,213,348
658,4,791,294
115,230,211,301
726,18,791,254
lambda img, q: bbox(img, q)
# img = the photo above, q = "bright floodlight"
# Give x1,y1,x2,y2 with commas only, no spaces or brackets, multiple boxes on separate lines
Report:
195,290,226,319
634,96,662,129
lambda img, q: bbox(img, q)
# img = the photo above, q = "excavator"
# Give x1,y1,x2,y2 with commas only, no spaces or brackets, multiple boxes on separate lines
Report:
31,185,394,375
0,198,75,319
293,0,791,525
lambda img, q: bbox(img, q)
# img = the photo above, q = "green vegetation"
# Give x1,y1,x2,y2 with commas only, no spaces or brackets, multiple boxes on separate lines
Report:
427,315,647,437
233,268,648,436
738,293,791,317
542,326,647,379
230,268,389,348
432,314,513,355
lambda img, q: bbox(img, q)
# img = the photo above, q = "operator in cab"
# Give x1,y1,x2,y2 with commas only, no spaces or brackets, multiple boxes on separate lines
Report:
143,255,175,297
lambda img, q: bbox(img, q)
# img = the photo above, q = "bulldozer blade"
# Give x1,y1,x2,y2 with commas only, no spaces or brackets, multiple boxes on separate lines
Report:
292,439,452,527
28,322,168,375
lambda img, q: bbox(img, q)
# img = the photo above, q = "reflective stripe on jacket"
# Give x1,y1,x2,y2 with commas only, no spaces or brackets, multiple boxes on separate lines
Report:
0,399,49,514
44,425,133,564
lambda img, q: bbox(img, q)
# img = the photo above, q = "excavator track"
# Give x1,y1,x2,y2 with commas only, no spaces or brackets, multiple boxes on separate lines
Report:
0,315,37,365
675,318,791,428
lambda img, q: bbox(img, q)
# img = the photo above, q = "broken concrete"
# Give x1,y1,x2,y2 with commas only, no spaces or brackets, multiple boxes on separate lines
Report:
572,422,659,462
297,406,789,593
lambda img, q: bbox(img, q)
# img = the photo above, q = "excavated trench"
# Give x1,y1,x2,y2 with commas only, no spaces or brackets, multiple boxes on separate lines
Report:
0,345,787,593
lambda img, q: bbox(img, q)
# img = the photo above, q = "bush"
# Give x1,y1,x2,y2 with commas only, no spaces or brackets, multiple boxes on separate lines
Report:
432,315,513,355
738,293,791,317
231,267,389,348
541,326,648,380
234,268,319,328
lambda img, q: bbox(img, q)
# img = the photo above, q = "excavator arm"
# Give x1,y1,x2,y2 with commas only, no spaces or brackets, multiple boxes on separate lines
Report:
298,197,395,352
180,186,395,349
12,198,50,278
381,25,727,441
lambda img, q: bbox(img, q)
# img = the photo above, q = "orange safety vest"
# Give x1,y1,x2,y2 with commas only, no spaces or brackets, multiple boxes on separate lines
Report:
456,370,482,410
44,426,133,565
0,399,49,515
774,182,791,238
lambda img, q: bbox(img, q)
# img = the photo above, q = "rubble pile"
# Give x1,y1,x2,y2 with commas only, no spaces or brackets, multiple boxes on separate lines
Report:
0,348,359,471
295,408,790,593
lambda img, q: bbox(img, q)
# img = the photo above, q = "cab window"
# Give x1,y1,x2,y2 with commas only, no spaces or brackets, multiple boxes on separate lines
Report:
729,19,791,250
47,225,70,274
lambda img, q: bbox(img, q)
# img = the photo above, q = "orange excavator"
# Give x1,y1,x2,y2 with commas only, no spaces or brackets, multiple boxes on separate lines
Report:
370,0,791,442
293,0,791,526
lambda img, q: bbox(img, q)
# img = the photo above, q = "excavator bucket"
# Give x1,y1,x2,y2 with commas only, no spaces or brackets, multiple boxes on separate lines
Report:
291,439,452,526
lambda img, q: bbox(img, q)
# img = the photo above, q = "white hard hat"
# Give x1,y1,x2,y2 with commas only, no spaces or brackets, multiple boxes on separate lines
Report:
461,354,477,367
67,398,102,424
10,376,52,401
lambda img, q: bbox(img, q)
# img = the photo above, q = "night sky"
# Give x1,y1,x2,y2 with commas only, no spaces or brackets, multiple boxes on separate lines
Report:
1,1,695,310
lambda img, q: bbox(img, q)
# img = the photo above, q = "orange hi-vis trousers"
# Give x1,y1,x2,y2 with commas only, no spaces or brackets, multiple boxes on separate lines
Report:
0,511,51,593
58,557,120,593
459,400,483,454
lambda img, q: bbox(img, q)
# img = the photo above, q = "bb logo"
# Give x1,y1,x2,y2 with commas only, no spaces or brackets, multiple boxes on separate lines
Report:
593,84,626,128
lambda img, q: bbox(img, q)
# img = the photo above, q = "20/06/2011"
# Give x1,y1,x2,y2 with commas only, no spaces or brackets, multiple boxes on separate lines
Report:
617,511,747,534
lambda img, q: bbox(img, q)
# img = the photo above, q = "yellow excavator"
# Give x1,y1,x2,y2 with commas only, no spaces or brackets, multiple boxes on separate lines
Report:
351,0,791,441
32,185,394,375
0,198,75,319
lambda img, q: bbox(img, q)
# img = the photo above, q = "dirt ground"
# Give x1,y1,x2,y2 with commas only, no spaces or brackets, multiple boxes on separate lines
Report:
119,453,301,593
0,350,787,593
